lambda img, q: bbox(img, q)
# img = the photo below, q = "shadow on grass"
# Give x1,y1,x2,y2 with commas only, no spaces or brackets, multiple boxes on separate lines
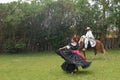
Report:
74,70,93,75
90,57,105,61
61,70,93,76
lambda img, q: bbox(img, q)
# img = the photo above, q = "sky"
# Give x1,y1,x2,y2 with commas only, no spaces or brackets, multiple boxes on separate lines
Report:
0,0,18,3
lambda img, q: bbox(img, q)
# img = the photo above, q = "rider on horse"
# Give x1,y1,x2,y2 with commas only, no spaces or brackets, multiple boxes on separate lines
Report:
82,27,96,51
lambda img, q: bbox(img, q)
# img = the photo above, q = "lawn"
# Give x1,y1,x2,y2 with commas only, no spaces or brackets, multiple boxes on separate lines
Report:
0,49,120,80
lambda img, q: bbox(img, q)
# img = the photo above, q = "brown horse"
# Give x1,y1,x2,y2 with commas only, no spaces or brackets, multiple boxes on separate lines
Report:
75,36,106,58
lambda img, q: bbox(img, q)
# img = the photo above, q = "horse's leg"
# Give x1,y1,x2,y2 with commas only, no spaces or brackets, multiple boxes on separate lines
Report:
94,48,97,55
90,48,96,59
83,51,86,58
102,49,106,59
100,43,106,59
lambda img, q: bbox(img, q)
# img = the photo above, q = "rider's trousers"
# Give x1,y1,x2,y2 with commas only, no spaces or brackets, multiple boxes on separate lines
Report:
84,38,96,49
84,38,89,49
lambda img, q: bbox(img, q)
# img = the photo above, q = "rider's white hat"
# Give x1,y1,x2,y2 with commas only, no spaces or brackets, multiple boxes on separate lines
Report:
86,27,90,30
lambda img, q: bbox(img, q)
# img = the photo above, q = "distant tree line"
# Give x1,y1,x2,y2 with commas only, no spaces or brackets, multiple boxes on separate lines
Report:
0,0,120,53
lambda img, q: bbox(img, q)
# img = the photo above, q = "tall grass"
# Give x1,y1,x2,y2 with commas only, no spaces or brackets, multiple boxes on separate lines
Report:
0,49,119,80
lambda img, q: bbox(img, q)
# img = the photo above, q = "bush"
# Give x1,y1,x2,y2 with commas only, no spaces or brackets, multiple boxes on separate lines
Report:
3,39,16,53
15,42,26,52
3,39,26,53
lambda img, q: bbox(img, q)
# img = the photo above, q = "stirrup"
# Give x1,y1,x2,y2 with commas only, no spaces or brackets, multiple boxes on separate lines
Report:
82,48,86,51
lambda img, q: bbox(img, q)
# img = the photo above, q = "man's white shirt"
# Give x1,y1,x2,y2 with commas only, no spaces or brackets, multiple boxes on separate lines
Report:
85,30,94,39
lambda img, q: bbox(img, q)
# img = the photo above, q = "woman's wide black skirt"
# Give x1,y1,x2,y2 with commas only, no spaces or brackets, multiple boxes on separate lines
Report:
55,50,91,72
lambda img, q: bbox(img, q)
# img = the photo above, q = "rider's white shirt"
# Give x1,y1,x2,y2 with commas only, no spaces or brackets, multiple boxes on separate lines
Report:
85,30,94,39
84,30,96,47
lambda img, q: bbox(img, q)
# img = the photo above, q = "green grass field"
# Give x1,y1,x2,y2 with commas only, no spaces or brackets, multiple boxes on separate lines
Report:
0,49,120,80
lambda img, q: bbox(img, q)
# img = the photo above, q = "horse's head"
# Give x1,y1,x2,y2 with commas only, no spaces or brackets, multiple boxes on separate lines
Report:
79,35,86,42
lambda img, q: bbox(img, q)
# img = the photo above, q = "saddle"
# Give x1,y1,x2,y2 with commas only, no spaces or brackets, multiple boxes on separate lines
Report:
88,41,91,48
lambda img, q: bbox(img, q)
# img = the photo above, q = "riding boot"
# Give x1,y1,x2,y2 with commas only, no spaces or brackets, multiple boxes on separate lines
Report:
82,44,87,51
